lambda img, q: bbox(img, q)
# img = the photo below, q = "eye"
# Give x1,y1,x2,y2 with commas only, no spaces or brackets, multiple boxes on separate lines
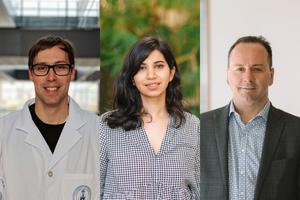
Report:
35,65,47,71
139,65,147,70
235,67,244,72
56,64,69,70
155,64,164,69
253,67,262,71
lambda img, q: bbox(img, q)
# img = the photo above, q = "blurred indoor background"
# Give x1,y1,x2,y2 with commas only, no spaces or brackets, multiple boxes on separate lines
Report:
0,0,100,116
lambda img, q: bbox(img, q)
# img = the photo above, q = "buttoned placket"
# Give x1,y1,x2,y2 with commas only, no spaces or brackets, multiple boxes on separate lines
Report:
237,115,247,200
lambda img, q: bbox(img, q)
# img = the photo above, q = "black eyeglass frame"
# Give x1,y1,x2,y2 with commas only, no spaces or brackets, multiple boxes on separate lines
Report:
30,63,73,76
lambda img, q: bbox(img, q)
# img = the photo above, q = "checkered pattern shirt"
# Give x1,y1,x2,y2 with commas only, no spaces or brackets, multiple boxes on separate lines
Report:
100,112,200,200
228,101,270,200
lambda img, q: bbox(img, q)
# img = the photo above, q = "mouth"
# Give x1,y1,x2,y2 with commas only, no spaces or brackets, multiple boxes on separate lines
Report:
240,87,255,89
239,83,256,90
44,86,59,92
145,82,160,89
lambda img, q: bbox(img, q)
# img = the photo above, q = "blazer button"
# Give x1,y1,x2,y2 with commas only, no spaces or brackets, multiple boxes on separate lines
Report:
48,171,53,177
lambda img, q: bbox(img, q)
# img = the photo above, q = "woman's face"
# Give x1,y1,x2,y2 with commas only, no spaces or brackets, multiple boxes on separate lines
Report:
132,50,176,102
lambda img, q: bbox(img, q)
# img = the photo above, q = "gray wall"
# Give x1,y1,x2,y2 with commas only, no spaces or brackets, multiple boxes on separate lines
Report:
204,0,300,116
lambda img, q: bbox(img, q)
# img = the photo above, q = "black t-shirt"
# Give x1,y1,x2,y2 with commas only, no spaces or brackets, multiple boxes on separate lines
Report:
29,104,66,153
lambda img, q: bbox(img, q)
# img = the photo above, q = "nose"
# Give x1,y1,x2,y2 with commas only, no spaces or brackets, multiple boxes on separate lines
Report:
147,67,157,79
243,68,254,82
46,68,57,81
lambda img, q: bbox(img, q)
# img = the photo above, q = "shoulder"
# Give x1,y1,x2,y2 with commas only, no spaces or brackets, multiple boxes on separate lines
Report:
200,105,229,120
269,106,300,123
82,109,100,121
176,112,200,146
183,112,200,127
69,98,100,121
99,111,121,133
0,110,23,140
99,111,130,147
0,110,20,122
0,107,25,126
99,110,114,122
175,112,199,135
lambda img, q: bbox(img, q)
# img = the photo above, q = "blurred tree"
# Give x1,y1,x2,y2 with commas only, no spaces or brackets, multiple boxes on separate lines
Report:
100,0,200,116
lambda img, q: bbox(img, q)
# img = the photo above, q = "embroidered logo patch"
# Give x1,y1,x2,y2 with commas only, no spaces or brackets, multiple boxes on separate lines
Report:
72,185,91,200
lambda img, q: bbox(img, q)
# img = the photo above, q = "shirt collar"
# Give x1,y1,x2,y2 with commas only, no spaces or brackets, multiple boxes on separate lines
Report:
229,100,271,121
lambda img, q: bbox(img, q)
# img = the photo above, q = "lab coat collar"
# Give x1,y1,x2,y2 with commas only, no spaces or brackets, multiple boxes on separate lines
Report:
16,97,87,169
16,98,51,156
50,97,86,169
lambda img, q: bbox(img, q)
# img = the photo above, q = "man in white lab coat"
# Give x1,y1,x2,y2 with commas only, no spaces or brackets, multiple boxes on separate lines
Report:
0,35,99,200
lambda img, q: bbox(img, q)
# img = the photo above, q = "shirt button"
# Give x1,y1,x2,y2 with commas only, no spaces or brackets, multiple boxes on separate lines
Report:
48,171,53,177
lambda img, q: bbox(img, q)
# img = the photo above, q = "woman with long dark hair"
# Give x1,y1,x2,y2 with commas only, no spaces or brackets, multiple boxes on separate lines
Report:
100,36,200,199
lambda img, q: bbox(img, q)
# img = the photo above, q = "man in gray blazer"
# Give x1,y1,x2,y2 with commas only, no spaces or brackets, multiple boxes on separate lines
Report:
200,35,300,200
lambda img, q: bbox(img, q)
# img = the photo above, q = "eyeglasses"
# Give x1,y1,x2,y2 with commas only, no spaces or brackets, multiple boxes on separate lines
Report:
31,63,73,76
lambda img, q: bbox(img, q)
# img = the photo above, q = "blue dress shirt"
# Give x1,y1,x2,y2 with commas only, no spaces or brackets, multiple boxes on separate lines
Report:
228,101,270,200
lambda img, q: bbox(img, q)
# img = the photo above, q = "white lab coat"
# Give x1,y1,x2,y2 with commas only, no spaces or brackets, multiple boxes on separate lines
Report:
0,97,100,200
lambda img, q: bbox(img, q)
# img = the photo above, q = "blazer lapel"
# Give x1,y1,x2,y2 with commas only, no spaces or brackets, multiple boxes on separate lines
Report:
254,105,284,199
214,105,230,198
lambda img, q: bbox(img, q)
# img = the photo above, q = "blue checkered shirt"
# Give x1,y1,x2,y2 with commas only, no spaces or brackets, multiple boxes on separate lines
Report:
228,101,270,200
100,112,200,200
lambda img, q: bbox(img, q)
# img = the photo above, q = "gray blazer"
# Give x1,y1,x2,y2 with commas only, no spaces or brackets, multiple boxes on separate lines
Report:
200,104,300,200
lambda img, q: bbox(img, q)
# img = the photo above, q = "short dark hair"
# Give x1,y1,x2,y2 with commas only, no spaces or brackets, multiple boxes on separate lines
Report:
28,35,75,67
228,35,272,68
105,36,186,131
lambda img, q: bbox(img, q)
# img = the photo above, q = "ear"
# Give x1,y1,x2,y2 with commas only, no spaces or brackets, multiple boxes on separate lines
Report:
28,69,33,81
169,67,176,82
269,67,274,85
226,67,230,85
71,65,76,81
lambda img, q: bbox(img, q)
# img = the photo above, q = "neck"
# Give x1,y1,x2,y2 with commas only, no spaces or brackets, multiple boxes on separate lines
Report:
141,97,168,123
233,98,268,123
34,100,69,124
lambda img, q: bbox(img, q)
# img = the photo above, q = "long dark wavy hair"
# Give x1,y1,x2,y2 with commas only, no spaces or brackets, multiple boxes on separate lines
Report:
105,36,186,131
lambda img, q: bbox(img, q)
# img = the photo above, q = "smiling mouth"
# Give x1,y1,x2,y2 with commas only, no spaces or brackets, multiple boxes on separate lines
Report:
145,83,160,89
45,87,59,91
146,83,159,86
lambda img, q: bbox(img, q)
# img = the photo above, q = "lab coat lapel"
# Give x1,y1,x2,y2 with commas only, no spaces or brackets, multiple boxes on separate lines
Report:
17,99,51,156
49,98,85,169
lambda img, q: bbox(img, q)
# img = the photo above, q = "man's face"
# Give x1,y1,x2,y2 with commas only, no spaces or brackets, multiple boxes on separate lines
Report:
227,42,274,107
29,45,75,108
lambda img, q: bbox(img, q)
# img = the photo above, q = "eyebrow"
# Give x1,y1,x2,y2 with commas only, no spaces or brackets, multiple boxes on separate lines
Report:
34,60,68,65
141,60,165,65
251,64,264,67
231,64,264,67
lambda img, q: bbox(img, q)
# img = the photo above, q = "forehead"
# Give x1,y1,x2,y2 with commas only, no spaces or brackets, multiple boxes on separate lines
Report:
229,42,268,64
34,45,68,63
143,50,166,63
230,43,268,58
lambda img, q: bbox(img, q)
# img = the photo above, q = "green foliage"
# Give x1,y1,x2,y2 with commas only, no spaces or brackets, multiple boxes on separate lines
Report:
100,0,200,116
